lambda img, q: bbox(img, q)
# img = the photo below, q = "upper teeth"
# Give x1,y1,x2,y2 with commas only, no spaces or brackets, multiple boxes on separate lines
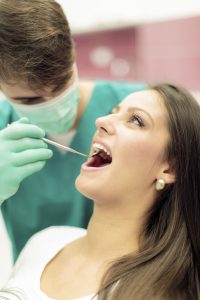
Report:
93,143,111,157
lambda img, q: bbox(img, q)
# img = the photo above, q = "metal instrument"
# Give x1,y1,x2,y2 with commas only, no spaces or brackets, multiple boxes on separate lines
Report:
42,137,87,157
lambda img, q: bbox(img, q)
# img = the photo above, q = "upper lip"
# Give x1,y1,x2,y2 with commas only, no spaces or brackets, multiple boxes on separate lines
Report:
91,139,112,157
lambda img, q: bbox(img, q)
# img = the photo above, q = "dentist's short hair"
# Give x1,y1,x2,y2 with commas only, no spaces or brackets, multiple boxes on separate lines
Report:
0,0,74,92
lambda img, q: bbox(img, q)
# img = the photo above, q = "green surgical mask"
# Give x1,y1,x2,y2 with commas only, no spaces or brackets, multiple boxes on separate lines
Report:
9,78,81,135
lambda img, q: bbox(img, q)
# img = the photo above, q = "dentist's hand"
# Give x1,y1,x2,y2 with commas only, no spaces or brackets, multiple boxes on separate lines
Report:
0,118,53,205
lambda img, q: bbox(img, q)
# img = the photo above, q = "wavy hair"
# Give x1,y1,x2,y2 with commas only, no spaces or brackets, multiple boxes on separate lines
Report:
96,83,200,300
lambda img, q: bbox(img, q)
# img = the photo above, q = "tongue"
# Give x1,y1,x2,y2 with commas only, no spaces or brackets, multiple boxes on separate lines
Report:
87,155,110,168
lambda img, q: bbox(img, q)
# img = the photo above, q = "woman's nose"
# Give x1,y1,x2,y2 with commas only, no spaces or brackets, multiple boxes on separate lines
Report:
95,115,115,135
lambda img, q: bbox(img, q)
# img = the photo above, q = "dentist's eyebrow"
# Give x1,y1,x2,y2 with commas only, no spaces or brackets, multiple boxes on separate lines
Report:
12,96,42,100
112,105,154,125
51,83,64,93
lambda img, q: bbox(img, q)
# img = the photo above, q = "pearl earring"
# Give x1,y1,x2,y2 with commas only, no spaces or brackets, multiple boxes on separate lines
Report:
155,179,165,191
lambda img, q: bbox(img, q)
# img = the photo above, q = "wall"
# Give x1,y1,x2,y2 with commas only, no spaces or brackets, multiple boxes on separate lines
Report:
75,16,200,89
74,28,136,81
135,16,200,89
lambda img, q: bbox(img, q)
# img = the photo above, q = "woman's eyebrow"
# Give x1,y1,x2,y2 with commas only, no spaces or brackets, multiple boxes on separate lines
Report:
112,105,154,125
111,105,120,113
127,107,154,125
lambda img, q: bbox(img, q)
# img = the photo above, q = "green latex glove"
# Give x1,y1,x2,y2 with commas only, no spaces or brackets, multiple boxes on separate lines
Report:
0,118,53,205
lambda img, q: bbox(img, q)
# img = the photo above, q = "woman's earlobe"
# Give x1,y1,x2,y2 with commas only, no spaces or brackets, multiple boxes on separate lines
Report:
155,179,166,191
155,173,175,191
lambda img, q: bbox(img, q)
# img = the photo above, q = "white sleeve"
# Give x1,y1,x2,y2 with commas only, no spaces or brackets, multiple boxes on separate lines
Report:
0,226,86,300
3,226,86,281
9,227,55,276
0,287,28,299
0,228,54,299
12,226,86,273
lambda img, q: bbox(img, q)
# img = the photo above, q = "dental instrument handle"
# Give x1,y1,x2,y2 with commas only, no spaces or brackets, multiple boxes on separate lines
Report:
42,137,87,157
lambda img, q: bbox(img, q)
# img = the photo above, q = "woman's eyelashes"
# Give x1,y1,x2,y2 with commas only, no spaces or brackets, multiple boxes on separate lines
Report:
108,109,145,128
128,114,145,127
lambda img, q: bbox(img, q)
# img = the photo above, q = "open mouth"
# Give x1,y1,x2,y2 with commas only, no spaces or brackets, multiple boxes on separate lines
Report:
86,143,112,168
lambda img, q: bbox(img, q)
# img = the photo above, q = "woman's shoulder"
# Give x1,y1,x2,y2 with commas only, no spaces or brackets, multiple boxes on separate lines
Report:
27,226,86,245
20,226,86,258
13,226,86,273
2,227,87,299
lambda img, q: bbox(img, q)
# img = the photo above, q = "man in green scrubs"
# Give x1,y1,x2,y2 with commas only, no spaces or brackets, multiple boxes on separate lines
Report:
0,0,145,260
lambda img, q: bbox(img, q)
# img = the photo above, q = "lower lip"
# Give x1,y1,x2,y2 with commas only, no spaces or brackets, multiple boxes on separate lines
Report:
81,162,110,172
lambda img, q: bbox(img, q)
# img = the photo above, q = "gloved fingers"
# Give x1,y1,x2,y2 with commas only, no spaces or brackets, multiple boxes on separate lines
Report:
14,117,30,124
2,123,45,140
5,117,30,130
9,138,48,152
12,149,53,166
18,160,47,180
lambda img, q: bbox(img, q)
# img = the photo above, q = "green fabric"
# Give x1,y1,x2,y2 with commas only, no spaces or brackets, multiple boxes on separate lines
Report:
0,80,146,261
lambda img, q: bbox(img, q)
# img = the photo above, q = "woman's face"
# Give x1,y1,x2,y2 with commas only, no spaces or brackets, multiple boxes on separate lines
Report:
76,89,170,207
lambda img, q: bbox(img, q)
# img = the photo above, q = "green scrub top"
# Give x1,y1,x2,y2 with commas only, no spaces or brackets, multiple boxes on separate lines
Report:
0,80,146,261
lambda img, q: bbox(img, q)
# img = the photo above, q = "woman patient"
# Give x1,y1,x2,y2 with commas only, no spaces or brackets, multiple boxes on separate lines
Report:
1,83,200,300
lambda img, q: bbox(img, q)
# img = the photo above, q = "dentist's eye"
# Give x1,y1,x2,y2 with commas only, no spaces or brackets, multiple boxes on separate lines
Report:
128,114,145,127
24,98,44,105
14,97,43,105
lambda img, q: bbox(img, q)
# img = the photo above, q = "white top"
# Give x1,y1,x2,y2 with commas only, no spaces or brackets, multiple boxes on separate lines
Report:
0,226,97,300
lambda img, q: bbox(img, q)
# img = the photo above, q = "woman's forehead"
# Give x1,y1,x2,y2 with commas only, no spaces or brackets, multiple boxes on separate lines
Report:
120,90,165,116
123,89,160,105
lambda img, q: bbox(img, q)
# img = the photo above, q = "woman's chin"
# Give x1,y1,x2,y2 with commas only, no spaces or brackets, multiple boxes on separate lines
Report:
75,175,92,198
75,175,99,201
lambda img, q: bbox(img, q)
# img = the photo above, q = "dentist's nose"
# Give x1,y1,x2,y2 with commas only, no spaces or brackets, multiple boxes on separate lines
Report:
95,115,115,135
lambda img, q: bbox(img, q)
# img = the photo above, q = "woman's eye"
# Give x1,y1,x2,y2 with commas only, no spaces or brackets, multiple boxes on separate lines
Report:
128,114,145,127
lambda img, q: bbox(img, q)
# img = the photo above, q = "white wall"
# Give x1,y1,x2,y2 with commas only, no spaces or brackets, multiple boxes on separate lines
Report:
58,0,200,33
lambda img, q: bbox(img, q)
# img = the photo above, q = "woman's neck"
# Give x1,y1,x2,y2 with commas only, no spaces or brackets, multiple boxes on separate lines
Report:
81,206,143,261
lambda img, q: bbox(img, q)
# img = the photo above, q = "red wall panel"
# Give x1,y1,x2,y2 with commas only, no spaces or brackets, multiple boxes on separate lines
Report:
74,16,200,89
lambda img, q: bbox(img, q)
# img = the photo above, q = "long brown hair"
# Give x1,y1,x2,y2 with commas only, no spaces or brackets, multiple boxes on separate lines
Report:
0,0,74,91
97,83,200,299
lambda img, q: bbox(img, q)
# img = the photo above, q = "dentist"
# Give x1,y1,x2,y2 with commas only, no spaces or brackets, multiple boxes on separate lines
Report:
0,0,145,260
